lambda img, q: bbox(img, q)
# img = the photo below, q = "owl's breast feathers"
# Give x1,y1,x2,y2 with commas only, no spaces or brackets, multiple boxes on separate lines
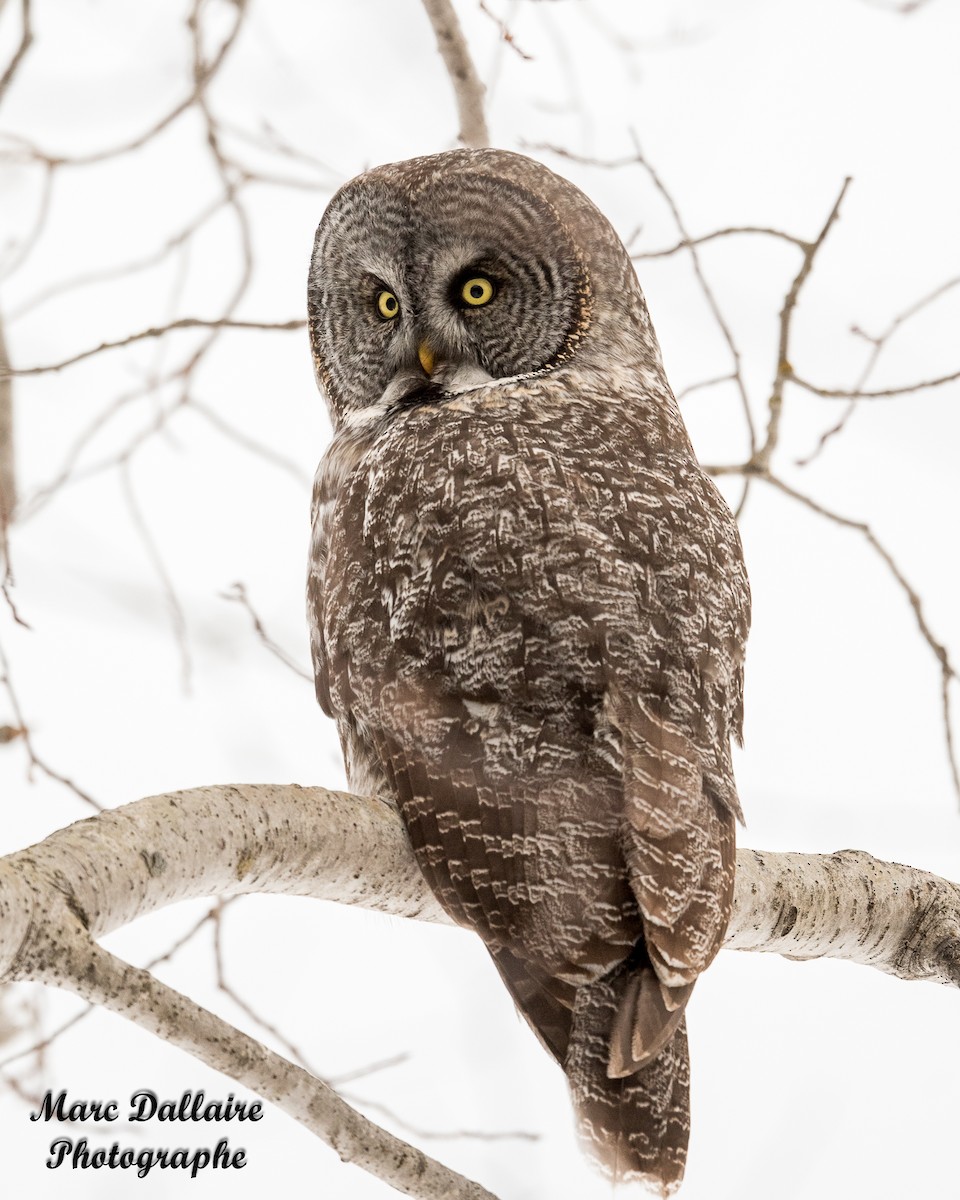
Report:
310,381,749,1185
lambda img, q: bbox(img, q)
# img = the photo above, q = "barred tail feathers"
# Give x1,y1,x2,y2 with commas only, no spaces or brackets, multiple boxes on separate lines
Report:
568,967,690,1195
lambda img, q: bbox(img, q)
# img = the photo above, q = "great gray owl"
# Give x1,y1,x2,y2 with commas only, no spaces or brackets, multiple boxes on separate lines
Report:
306,148,749,1192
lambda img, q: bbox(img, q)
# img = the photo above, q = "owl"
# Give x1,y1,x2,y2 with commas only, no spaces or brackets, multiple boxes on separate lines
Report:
306,149,749,1193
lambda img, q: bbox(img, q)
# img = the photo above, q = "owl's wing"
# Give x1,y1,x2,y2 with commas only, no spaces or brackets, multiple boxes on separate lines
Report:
608,688,737,1074
600,454,745,1073
307,462,335,719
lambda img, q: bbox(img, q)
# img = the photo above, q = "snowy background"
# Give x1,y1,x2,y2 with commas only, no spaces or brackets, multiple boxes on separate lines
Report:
1,1,958,1197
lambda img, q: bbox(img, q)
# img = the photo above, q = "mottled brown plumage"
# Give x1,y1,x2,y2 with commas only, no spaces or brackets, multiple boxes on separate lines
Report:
306,149,749,1191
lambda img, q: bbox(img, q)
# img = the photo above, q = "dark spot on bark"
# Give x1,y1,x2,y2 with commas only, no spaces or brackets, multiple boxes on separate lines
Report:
64,891,90,930
140,849,166,877
779,904,799,938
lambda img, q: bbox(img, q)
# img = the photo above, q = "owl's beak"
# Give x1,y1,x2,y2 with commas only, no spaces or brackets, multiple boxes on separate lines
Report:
417,342,436,376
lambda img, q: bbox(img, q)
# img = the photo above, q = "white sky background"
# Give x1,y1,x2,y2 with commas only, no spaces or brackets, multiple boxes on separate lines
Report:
1,0,959,1197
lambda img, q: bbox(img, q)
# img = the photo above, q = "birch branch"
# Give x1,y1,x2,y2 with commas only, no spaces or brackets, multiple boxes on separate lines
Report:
420,0,490,148
54,942,498,1200
4,781,960,985
2,783,959,1198
726,848,960,983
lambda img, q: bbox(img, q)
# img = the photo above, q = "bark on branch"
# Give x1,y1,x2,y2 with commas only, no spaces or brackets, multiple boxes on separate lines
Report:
420,0,490,148
2,783,959,1199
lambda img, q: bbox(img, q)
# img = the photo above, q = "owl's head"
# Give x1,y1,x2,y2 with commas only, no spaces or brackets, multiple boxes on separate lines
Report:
307,149,661,423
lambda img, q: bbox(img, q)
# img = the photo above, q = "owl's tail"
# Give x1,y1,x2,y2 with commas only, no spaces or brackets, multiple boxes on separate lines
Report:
566,965,691,1195
489,946,691,1193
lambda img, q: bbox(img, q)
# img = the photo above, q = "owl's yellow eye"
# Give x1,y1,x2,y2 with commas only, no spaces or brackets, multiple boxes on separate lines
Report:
377,291,400,319
460,277,495,307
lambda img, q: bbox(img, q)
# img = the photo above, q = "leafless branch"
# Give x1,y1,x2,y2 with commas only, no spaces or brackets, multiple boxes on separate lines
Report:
632,225,807,260
211,901,326,1079
189,401,310,484
763,472,960,799
479,0,534,61
420,0,490,148
120,462,192,693
3,784,960,1200
0,634,101,810
5,192,237,323
0,785,503,1200
2,317,305,378
221,583,313,681
0,160,53,281
527,138,760,457
797,274,960,466
0,1008,89,1073
629,135,758,458
342,1091,540,1144
15,374,182,522
859,0,933,11
2,0,247,168
0,0,32,105
1,1070,42,1112
788,364,960,400
215,117,342,182
328,1053,410,1087
674,372,739,403
754,177,851,470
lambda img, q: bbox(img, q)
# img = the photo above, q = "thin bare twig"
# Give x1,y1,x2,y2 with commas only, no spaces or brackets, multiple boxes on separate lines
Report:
675,372,739,404
1,1071,43,1112
754,177,851,470
6,192,238,323
789,364,960,401
0,0,32,105
221,583,313,682
327,1053,410,1087
633,225,807,259
528,138,759,457
698,450,960,797
3,317,305,378
0,1009,89,1072
189,401,310,484
211,901,325,1078
764,472,960,799
627,134,758,459
2,0,247,168
16,374,184,522
341,1091,540,1144
119,463,192,694
420,0,490,148
0,160,54,281
859,0,933,11
797,274,960,466
479,0,533,61
216,117,342,181
0,634,101,810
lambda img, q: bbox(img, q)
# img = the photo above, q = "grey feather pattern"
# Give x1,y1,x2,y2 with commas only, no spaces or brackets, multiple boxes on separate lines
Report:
307,149,750,1192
